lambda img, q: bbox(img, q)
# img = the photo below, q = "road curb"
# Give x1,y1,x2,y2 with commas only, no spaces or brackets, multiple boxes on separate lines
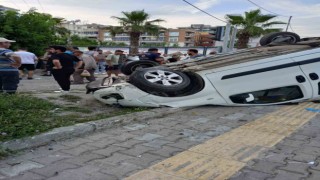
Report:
0,107,188,151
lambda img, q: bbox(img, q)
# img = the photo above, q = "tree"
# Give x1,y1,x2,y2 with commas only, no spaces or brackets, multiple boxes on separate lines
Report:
226,9,286,49
0,9,62,55
111,10,165,54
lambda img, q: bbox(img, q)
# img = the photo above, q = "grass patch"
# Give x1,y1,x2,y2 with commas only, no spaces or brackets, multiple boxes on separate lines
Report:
0,147,14,159
0,94,148,143
59,94,82,103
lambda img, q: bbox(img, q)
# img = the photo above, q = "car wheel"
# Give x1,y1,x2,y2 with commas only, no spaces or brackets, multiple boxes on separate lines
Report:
121,60,159,75
260,32,300,46
129,68,191,95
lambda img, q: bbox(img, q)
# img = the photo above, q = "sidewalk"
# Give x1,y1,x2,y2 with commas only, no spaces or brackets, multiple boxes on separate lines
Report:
0,104,279,179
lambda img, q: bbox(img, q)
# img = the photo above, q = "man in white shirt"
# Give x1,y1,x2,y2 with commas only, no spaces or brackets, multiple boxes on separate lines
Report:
106,50,122,78
15,47,38,79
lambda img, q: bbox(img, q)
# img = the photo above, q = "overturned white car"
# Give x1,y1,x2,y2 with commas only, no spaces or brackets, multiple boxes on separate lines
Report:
88,33,320,107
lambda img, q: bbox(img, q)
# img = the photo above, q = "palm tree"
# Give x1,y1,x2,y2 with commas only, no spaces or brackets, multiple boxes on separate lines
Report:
226,9,286,49
111,10,165,54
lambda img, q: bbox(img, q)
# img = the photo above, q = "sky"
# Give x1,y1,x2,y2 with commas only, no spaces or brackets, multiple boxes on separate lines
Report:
1,0,320,37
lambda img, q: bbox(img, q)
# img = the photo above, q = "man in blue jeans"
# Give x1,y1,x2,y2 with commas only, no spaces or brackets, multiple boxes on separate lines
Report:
0,37,21,94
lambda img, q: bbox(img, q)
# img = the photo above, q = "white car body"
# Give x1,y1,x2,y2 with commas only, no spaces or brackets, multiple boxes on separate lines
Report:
94,43,320,107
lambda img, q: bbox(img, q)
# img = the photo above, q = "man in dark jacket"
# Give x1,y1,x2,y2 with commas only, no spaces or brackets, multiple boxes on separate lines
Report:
50,46,82,92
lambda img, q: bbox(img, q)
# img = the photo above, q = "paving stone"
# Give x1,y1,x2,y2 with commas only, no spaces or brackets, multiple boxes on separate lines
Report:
126,153,163,167
309,160,320,171
120,144,156,157
296,126,320,137
142,139,173,149
160,134,184,142
268,169,308,180
99,162,143,179
179,129,197,137
85,138,118,149
307,139,320,148
63,152,105,166
60,138,93,147
92,153,135,165
271,144,300,154
109,132,136,141
191,117,211,123
46,165,113,180
220,112,246,121
230,168,274,180
31,152,72,165
306,169,320,180
0,161,44,177
84,133,111,141
278,161,310,175
123,124,147,131
290,153,317,163
287,134,310,141
60,144,98,156
154,128,176,136
261,152,293,164
148,145,184,158
281,139,307,148
166,139,199,150
248,160,285,174
6,172,45,180
188,133,212,142
205,125,232,137
133,133,163,141
92,145,127,157
295,146,320,156
31,162,78,178
113,139,143,148
0,174,5,180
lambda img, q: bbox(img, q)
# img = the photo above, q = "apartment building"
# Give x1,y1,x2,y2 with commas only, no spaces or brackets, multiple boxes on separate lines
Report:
165,28,197,47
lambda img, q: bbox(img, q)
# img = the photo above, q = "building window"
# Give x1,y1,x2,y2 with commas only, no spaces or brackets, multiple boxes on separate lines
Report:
230,86,303,104
169,37,178,42
169,32,179,36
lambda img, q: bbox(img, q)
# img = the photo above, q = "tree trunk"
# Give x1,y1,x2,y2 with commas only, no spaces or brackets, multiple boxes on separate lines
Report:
129,32,140,55
237,32,250,49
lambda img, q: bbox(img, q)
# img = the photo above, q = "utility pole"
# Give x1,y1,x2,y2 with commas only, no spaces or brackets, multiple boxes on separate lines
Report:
229,27,237,52
222,23,231,53
285,16,292,32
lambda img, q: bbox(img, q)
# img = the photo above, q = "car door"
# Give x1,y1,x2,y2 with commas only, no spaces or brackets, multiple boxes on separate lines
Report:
205,58,313,105
292,52,320,99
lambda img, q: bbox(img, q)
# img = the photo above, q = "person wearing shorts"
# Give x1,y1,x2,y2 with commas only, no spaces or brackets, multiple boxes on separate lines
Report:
105,50,122,78
15,47,37,80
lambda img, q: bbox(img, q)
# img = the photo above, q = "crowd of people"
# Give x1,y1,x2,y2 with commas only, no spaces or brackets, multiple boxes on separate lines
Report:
0,36,217,94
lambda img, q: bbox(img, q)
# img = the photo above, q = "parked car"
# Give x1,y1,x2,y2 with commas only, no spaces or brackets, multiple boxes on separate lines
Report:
89,32,320,107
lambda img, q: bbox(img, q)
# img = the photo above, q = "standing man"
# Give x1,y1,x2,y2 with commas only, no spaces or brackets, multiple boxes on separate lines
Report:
73,50,97,84
143,48,165,64
187,49,203,59
50,46,82,92
15,47,38,80
105,50,123,78
0,37,21,94
94,49,106,74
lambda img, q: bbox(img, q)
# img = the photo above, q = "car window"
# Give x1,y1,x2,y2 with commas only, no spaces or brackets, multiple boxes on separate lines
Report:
230,86,303,104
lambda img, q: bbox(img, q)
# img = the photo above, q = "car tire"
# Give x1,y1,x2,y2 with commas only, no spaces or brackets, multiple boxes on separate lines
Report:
129,68,191,95
121,60,159,75
260,32,300,46
176,72,205,96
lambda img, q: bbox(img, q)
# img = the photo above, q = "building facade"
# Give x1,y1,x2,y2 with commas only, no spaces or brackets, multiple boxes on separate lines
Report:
165,28,197,47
